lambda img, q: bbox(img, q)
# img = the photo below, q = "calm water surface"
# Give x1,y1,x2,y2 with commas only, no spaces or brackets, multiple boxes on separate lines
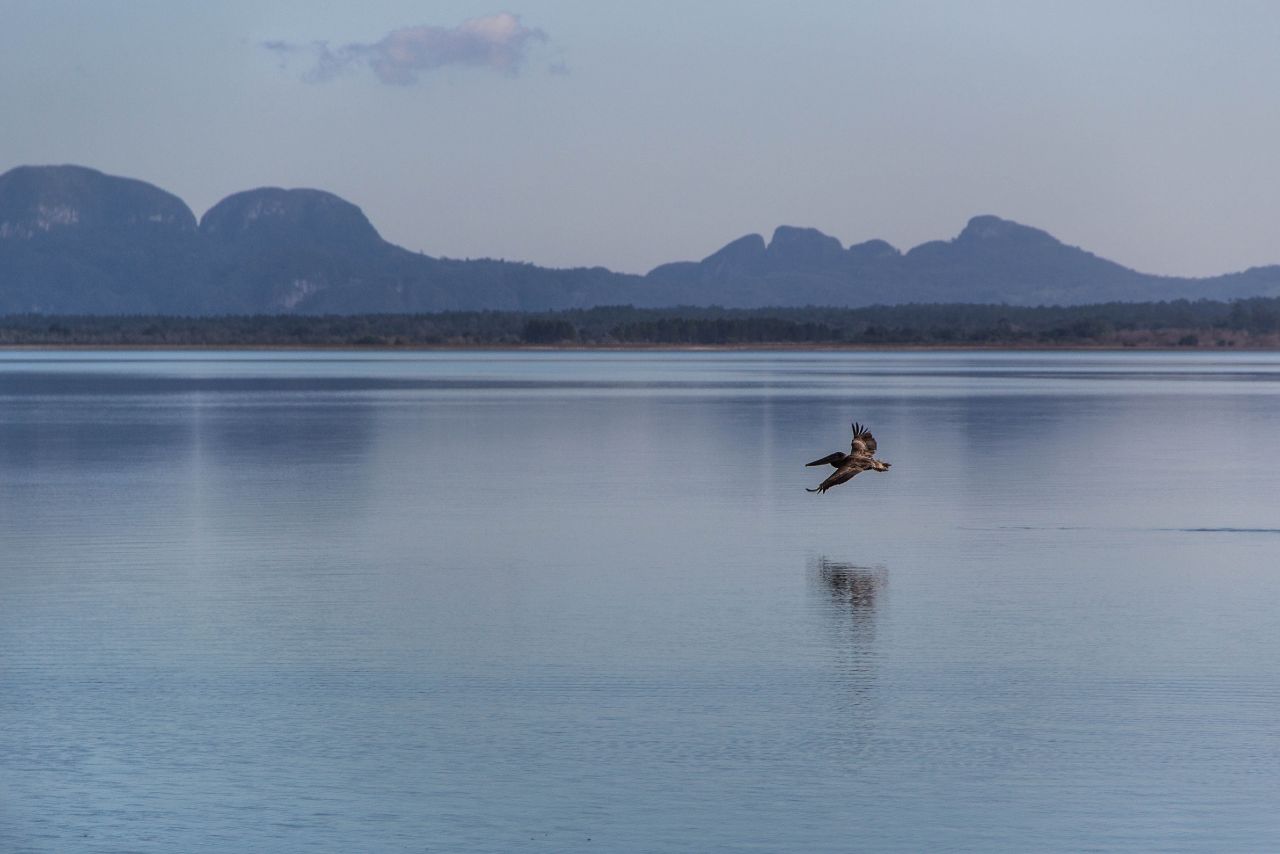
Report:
2,351,1279,852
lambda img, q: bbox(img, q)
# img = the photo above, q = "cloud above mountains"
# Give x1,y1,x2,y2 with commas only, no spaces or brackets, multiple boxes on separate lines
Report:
265,12,549,85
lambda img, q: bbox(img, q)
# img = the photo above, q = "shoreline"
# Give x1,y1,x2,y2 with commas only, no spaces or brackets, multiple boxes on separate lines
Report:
2,342,1277,353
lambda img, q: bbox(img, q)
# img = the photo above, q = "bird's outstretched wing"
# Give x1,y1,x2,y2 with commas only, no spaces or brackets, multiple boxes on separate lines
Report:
850,422,877,457
806,459,870,493
805,452,846,468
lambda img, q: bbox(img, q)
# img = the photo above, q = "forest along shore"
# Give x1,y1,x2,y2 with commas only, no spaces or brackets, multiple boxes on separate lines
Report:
1,299,1278,349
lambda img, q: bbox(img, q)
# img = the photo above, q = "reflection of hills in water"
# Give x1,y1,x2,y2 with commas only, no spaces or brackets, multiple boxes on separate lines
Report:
812,558,886,698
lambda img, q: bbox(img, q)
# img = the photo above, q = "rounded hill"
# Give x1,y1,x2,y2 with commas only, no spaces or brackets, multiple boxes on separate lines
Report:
0,164,196,239
199,188,383,252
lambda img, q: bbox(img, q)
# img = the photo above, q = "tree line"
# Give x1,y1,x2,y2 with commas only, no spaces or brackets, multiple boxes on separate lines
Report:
1,297,1279,347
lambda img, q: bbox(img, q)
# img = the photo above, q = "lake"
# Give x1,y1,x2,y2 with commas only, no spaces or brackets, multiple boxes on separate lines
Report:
2,350,1279,852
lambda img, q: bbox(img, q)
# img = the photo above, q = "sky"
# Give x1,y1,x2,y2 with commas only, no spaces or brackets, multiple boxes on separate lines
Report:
3,0,1279,276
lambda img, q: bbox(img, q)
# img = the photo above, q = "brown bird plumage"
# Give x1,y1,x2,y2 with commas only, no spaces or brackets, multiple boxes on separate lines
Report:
805,422,891,494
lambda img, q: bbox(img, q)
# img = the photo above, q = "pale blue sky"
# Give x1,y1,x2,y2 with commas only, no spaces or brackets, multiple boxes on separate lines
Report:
3,1,1279,275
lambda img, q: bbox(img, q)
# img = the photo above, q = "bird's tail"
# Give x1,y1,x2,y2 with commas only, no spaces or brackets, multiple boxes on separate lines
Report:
806,486,823,494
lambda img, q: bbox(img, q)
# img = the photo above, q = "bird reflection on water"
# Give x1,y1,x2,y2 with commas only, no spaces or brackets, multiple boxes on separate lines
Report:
816,557,886,617
812,557,886,694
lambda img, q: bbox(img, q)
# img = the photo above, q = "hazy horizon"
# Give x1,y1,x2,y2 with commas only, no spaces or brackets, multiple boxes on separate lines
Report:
4,1,1280,277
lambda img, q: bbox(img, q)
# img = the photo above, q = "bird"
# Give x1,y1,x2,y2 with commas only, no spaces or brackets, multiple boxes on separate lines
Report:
805,422,891,494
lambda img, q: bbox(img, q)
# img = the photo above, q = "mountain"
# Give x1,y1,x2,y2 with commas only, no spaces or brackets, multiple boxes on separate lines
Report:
0,166,637,313
0,165,201,312
3,164,1280,314
644,216,1280,307
197,187,393,312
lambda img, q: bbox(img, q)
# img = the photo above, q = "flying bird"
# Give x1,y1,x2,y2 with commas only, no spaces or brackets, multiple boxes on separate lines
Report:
805,422,891,494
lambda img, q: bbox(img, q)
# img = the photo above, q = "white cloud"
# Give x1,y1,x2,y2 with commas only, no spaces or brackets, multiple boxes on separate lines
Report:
265,12,550,85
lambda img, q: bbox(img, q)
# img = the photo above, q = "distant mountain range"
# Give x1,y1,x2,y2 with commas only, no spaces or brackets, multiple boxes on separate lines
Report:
3,164,1279,314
